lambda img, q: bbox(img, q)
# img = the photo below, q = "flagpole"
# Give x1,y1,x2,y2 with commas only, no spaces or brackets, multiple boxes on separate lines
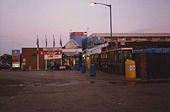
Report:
53,34,55,63
60,34,62,65
36,34,40,71
45,34,47,70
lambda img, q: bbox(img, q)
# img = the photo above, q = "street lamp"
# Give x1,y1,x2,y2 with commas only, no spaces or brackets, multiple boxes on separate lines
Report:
90,2,117,50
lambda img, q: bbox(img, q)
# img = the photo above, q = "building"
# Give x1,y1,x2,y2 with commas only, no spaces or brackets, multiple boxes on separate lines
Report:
70,32,87,50
87,33,170,49
21,33,170,71
85,33,170,78
21,40,82,70
22,48,45,70
62,39,82,67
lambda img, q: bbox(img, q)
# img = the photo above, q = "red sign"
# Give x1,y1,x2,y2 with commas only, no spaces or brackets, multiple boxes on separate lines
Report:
70,32,86,36
12,56,20,62
42,49,62,60
41,51,62,55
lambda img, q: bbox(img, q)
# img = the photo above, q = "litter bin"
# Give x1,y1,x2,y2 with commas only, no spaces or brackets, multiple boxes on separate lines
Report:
125,59,136,80
90,64,96,76
81,63,86,73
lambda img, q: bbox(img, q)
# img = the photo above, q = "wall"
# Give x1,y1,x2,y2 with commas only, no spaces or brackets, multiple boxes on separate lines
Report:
133,53,170,79
22,48,45,70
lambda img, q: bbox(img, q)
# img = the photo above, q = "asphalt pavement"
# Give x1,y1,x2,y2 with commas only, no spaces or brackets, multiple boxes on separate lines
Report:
0,70,170,112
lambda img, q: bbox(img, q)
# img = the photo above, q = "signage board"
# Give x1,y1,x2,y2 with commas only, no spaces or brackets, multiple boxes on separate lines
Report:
43,48,62,60
12,50,20,55
12,50,20,68
62,48,82,53
12,56,20,62
70,32,87,36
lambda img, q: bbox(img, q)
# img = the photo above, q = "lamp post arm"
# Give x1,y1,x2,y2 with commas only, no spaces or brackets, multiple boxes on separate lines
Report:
109,4,113,48
90,2,116,49
94,2,111,7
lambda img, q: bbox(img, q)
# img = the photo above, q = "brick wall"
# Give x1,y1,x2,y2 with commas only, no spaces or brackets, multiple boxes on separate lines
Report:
22,48,45,70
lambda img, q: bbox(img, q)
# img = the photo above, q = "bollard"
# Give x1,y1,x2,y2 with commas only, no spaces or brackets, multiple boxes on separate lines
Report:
90,64,96,76
81,63,86,73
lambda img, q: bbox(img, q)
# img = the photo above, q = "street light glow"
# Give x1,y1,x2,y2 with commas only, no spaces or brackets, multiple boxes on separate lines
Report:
89,2,96,6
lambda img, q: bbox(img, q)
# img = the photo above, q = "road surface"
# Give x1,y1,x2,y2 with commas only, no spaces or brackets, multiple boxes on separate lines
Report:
0,70,170,112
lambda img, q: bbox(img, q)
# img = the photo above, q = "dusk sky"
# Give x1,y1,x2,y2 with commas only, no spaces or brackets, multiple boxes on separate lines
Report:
0,0,170,55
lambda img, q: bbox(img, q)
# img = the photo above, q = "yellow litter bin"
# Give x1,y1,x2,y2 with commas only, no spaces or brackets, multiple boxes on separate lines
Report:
125,59,136,79
85,56,91,70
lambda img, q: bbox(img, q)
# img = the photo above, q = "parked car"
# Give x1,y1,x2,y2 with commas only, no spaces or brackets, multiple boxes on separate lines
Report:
66,65,73,70
50,64,73,70
51,64,59,70
0,63,11,69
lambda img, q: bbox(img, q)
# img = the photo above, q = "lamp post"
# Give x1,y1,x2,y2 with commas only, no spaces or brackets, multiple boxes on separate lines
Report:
90,2,117,50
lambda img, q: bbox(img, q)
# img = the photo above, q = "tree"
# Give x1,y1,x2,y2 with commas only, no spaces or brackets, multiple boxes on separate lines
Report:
0,54,12,64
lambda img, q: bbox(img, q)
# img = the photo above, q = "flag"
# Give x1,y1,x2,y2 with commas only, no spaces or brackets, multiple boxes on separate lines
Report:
60,35,62,47
45,34,47,48
36,35,39,49
53,35,55,48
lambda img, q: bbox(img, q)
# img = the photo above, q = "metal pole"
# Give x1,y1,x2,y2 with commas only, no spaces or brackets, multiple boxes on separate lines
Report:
109,5,113,49
45,34,47,70
36,35,40,71
45,59,47,70
90,2,117,49
60,34,62,65
37,53,39,71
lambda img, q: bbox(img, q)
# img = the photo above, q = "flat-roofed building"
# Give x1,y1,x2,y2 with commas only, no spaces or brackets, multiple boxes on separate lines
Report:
87,33,170,49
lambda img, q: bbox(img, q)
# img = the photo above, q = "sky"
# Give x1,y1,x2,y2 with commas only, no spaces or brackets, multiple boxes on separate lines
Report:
0,0,170,55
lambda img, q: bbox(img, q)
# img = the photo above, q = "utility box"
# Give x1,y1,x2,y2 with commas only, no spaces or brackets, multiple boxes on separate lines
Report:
125,59,136,80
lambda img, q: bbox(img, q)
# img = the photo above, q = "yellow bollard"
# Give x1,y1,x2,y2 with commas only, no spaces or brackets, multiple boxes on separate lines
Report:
125,59,136,80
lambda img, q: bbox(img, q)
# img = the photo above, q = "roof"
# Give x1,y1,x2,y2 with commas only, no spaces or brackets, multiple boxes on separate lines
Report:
64,39,80,49
89,33,170,38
